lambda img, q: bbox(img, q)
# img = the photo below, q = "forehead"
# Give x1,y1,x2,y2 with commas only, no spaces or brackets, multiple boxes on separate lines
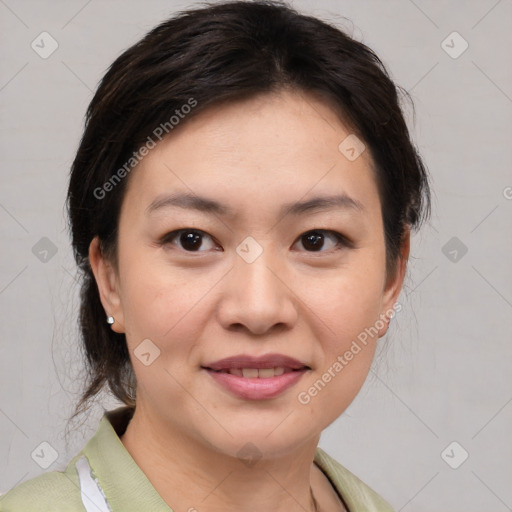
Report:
120,90,380,223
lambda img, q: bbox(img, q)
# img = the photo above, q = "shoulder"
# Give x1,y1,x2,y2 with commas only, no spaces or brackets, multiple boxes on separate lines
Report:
0,460,84,512
0,407,133,512
314,446,396,512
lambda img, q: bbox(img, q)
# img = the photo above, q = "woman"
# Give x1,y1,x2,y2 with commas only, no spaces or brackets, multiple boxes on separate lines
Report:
0,1,430,510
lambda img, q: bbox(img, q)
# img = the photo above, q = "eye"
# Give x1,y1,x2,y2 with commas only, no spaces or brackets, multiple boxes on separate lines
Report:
293,230,351,253
159,229,219,253
158,228,352,254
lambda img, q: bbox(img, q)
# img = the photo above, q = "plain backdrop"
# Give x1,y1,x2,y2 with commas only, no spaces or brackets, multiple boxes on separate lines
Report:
1,1,511,511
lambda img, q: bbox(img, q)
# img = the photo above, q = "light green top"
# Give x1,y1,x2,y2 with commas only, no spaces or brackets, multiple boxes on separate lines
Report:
0,407,395,511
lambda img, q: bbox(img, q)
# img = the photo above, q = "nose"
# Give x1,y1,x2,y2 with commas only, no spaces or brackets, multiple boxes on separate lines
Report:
216,248,298,336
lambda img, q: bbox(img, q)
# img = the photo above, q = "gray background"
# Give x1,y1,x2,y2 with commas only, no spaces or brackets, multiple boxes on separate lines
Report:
1,0,511,510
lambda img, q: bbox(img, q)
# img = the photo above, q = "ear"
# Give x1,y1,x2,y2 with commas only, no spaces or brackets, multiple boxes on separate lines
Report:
88,236,125,334
378,226,410,338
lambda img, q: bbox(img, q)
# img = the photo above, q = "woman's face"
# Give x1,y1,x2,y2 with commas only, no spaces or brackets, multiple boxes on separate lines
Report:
94,89,407,458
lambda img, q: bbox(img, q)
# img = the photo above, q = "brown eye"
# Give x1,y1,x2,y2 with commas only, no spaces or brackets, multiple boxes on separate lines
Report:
160,229,218,252
294,230,350,252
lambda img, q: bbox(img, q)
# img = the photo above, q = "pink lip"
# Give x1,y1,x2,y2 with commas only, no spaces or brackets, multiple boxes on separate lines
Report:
203,367,308,400
202,353,310,371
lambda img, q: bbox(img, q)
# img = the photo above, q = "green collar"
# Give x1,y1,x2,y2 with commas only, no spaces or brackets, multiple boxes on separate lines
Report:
67,406,394,512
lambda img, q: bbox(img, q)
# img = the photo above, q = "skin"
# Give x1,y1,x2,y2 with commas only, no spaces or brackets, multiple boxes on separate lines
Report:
89,88,409,512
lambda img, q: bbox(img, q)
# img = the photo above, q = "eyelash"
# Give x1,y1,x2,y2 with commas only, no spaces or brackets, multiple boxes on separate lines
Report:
157,228,353,254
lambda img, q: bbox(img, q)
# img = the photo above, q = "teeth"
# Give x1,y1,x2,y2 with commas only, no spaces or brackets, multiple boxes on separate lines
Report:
212,367,301,378
226,367,287,378
258,368,277,378
242,368,259,378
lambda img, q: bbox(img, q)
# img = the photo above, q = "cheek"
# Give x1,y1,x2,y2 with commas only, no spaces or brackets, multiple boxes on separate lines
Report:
293,256,385,420
121,264,207,342
311,278,382,380
303,251,386,342
119,263,211,402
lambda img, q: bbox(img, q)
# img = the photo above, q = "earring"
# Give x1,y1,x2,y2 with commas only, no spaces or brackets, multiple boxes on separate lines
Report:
107,316,115,325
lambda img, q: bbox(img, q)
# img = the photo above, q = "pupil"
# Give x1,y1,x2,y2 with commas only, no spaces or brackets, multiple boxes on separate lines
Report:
181,231,202,251
303,231,323,251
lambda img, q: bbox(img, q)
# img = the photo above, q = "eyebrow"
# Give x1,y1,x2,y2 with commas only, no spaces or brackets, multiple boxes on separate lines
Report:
145,192,364,218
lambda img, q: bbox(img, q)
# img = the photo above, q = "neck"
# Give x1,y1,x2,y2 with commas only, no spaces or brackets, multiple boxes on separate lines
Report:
119,404,327,512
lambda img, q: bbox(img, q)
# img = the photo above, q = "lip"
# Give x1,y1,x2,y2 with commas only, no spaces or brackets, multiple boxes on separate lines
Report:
203,367,309,400
202,353,310,371
201,353,311,401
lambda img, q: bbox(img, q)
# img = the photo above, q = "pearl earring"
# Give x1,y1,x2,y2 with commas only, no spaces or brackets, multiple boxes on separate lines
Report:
107,316,115,325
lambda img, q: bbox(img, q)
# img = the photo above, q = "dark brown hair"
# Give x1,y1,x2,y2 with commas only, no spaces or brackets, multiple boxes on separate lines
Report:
66,0,431,420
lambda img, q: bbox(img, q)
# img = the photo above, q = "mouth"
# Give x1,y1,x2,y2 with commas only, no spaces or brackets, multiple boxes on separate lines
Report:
200,353,311,400
201,353,311,377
